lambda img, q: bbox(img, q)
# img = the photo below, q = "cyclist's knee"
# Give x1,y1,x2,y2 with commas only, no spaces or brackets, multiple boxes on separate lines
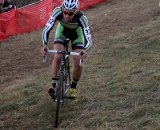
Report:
53,54,61,62
74,61,82,70
73,55,82,68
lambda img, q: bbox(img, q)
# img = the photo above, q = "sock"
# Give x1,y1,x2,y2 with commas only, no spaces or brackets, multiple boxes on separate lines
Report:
71,79,79,89
52,77,58,88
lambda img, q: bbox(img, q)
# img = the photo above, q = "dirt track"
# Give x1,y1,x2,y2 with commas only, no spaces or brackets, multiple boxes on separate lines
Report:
0,0,160,91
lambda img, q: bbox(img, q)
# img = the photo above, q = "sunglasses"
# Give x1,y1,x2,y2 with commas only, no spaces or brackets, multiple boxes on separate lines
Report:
63,10,75,16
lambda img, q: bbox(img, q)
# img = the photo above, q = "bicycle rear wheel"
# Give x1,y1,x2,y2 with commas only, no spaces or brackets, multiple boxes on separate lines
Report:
55,73,64,128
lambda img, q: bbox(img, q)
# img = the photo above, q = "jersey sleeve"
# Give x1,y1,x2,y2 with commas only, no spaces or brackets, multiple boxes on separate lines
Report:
42,7,62,46
79,15,92,51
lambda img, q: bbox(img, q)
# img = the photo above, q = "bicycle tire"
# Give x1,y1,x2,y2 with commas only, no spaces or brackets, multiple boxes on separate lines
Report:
55,73,64,128
66,57,71,86
65,40,71,88
64,57,71,95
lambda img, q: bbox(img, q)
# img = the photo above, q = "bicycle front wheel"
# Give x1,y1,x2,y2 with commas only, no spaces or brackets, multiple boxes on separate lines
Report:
64,57,71,95
55,73,64,128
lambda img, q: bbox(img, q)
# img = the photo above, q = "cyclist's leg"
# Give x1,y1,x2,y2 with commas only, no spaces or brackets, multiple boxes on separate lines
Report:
49,43,65,99
48,23,66,99
72,27,85,84
69,48,85,98
51,43,65,77
72,48,84,86
69,27,85,98
52,23,68,79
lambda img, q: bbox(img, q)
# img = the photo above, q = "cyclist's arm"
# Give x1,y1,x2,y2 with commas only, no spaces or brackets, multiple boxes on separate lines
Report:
42,7,62,46
79,15,92,51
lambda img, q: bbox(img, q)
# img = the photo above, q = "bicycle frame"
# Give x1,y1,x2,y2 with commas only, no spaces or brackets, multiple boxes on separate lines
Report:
45,49,80,128
56,52,70,101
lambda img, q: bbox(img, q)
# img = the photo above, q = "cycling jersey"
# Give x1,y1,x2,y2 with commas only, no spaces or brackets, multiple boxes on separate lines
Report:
42,6,92,50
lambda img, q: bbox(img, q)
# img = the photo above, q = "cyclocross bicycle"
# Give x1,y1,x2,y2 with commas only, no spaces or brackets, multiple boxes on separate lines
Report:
43,40,81,128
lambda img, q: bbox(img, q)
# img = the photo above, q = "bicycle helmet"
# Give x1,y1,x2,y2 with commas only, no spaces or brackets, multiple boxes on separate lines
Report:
62,0,79,10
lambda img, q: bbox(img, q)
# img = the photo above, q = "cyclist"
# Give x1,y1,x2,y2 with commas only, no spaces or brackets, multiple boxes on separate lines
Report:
41,0,92,99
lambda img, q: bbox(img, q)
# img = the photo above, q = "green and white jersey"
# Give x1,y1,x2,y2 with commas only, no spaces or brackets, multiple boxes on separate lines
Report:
42,6,92,50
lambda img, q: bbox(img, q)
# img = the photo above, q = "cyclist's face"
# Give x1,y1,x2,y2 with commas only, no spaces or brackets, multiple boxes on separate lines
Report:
63,8,76,22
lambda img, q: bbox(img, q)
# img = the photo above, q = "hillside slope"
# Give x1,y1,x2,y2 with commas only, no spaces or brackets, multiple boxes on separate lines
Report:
13,0,40,8
0,0,160,129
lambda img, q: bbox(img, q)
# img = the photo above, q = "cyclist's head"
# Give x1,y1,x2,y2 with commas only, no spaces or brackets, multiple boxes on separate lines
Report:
62,0,79,10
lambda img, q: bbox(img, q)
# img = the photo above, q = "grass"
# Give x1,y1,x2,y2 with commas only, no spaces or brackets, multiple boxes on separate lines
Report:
1,6,160,130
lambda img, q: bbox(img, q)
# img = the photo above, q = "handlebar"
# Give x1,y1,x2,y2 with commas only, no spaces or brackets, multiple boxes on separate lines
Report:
43,50,82,66
47,50,80,56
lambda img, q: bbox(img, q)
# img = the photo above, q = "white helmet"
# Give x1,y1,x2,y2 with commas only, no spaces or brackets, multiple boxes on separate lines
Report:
62,0,79,10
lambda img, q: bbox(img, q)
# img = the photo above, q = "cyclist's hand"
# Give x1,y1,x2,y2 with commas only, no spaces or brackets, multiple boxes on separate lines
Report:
41,45,48,56
80,50,87,59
